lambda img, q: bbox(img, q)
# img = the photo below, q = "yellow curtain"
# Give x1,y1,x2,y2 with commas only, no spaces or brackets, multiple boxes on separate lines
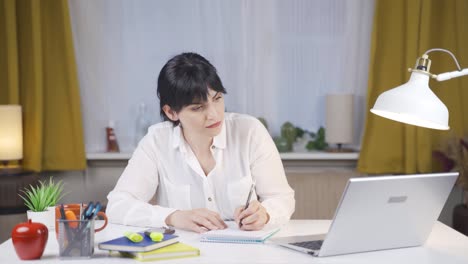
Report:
0,0,85,171
358,0,468,174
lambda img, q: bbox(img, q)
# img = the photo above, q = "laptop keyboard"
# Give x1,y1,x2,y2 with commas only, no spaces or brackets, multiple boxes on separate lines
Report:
290,240,324,250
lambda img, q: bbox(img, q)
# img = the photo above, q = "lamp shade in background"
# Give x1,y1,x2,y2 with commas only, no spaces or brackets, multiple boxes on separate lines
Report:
0,105,23,161
325,94,354,147
370,71,449,130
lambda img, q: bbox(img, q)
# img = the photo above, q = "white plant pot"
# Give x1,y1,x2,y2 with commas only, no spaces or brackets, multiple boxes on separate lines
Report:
27,207,56,231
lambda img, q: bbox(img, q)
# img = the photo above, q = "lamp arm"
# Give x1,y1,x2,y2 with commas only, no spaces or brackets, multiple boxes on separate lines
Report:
420,48,468,82
424,48,462,71
435,68,468,81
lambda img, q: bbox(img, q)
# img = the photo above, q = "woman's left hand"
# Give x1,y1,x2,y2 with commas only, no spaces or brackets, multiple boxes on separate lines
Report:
234,200,270,231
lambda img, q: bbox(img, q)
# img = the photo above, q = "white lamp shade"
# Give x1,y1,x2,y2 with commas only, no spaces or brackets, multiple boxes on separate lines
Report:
326,94,354,144
370,72,449,130
0,105,23,160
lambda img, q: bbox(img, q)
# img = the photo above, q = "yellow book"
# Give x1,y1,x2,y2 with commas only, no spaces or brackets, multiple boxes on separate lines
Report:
119,242,200,262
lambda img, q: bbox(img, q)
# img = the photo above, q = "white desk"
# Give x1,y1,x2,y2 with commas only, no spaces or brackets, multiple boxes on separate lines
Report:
1,220,468,263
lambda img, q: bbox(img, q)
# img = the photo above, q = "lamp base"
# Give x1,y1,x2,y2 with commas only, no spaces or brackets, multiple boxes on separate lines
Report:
0,167,24,176
0,161,23,176
325,143,356,153
326,147,356,153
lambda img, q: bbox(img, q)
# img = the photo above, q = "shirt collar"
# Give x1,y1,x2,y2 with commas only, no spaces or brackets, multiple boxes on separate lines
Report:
171,120,227,151
212,119,226,149
171,125,187,152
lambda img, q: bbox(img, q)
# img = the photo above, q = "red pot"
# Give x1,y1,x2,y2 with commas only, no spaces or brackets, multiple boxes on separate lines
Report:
11,219,48,260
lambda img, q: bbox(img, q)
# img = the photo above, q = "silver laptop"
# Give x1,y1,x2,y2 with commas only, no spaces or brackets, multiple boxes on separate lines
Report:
271,172,458,257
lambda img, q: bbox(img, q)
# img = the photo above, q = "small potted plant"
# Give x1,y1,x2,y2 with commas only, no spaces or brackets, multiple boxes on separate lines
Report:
19,177,67,230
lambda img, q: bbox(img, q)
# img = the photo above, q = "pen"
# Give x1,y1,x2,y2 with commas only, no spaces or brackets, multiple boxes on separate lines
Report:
239,181,255,228
59,204,73,243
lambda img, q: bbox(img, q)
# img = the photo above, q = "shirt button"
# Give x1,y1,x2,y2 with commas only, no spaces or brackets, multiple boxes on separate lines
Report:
208,197,212,202
211,145,215,149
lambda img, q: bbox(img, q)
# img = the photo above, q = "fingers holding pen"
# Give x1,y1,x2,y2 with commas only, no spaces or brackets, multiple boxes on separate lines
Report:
234,200,260,225
237,200,260,221
237,200,269,231
234,206,244,225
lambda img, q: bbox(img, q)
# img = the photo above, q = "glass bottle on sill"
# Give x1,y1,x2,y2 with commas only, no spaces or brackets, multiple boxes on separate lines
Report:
134,102,151,147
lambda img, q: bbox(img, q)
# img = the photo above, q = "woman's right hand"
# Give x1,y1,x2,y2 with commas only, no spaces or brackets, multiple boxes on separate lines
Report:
165,208,227,233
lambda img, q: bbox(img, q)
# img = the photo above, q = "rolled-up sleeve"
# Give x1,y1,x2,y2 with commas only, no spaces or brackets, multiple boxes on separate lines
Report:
106,136,177,227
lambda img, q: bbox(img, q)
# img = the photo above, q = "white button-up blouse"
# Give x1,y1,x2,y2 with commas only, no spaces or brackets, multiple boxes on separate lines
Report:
106,113,295,228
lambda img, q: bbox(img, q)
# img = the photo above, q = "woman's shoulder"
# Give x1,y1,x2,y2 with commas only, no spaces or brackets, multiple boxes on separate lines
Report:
148,120,174,132
225,112,261,125
144,121,177,143
224,113,265,132
135,121,180,155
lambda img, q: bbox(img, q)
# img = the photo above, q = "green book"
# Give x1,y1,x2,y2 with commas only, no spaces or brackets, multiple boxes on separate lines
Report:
119,242,200,262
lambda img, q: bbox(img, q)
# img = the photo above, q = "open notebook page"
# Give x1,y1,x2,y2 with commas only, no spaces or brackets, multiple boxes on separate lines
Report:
200,221,280,243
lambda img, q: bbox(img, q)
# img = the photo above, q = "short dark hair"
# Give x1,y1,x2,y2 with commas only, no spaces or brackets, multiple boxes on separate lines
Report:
157,52,227,125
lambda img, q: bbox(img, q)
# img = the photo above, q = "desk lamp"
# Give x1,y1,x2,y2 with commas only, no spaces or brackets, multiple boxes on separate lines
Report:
0,105,23,173
370,48,468,130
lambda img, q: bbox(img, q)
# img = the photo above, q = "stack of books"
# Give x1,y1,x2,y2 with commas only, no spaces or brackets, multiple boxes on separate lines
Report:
98,232,199,261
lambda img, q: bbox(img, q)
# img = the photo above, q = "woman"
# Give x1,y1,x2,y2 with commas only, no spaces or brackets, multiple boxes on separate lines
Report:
106,52,295,233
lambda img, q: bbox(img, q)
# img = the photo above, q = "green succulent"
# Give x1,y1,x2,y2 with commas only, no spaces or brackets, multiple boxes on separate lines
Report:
281,122,297,145
295,127,305,139
306,126,328,151
317,127,326,139
274,136,292,152
19,177,67,212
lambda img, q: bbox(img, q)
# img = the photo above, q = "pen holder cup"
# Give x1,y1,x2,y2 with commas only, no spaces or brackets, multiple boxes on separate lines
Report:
58,219,95,259
55,204,108,239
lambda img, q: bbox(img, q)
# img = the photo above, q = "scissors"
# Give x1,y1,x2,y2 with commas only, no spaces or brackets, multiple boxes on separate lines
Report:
82,201,102,220
144,226,176,235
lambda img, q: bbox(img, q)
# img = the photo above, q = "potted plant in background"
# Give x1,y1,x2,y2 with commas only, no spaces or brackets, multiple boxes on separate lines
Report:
267,118,329,153
433,137,468,235
19,177,67,231
305,127,328,151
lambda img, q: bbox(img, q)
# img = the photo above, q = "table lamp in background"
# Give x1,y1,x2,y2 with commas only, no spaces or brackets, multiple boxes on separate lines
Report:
371,48,468,130
325,94,355,152
0,105,23,174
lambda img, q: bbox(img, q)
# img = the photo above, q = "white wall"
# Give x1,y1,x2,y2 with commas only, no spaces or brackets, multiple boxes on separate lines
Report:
68,0,375,153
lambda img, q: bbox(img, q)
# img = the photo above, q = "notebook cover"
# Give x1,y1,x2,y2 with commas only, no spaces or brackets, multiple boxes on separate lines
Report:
98,233,178,252
120,242,200,262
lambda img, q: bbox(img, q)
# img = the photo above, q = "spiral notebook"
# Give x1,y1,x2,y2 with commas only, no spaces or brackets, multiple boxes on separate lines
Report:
200,221,280,244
